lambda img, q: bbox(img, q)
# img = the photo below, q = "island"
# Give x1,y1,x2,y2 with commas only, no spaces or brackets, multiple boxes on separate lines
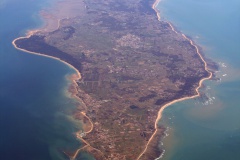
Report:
13,0,212,159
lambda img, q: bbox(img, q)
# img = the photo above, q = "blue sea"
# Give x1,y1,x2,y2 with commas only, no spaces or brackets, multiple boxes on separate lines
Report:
0,0,94,159
157,0,240,159
1,0,239,160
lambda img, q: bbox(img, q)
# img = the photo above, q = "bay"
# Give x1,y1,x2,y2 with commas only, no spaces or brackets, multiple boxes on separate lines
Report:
0,0,94,159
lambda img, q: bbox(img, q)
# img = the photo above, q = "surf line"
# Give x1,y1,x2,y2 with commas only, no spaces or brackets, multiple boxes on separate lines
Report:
137,0,213,160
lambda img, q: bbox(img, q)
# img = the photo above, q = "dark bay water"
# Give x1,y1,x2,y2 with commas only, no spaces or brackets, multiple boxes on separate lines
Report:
0,0,95,159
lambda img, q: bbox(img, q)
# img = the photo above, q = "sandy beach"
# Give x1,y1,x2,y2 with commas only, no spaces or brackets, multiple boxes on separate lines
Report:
136,0,212,159
12,0,212,159
11,1,97,157
12,0,83,81
152,0,162,20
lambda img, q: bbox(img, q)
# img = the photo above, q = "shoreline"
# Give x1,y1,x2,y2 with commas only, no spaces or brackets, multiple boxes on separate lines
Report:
12,17,98,160
12,36,81,80
152,0,162,21
136,0,213,159
12,0,212,159
12,26,89,159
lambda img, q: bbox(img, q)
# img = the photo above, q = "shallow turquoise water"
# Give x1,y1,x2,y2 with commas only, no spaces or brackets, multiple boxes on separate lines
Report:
1,0,239,159
157,0,240,159
0,0,95,159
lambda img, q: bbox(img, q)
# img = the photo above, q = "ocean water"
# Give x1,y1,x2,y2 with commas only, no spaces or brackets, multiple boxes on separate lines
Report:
1,0,239,160
157,0,240,160
0,0,95,159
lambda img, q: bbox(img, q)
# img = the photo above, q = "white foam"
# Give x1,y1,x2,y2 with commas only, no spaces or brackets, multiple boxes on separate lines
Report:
155,149,166,160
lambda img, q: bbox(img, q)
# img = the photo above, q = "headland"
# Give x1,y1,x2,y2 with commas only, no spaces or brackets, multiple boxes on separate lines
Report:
13,0,211,159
